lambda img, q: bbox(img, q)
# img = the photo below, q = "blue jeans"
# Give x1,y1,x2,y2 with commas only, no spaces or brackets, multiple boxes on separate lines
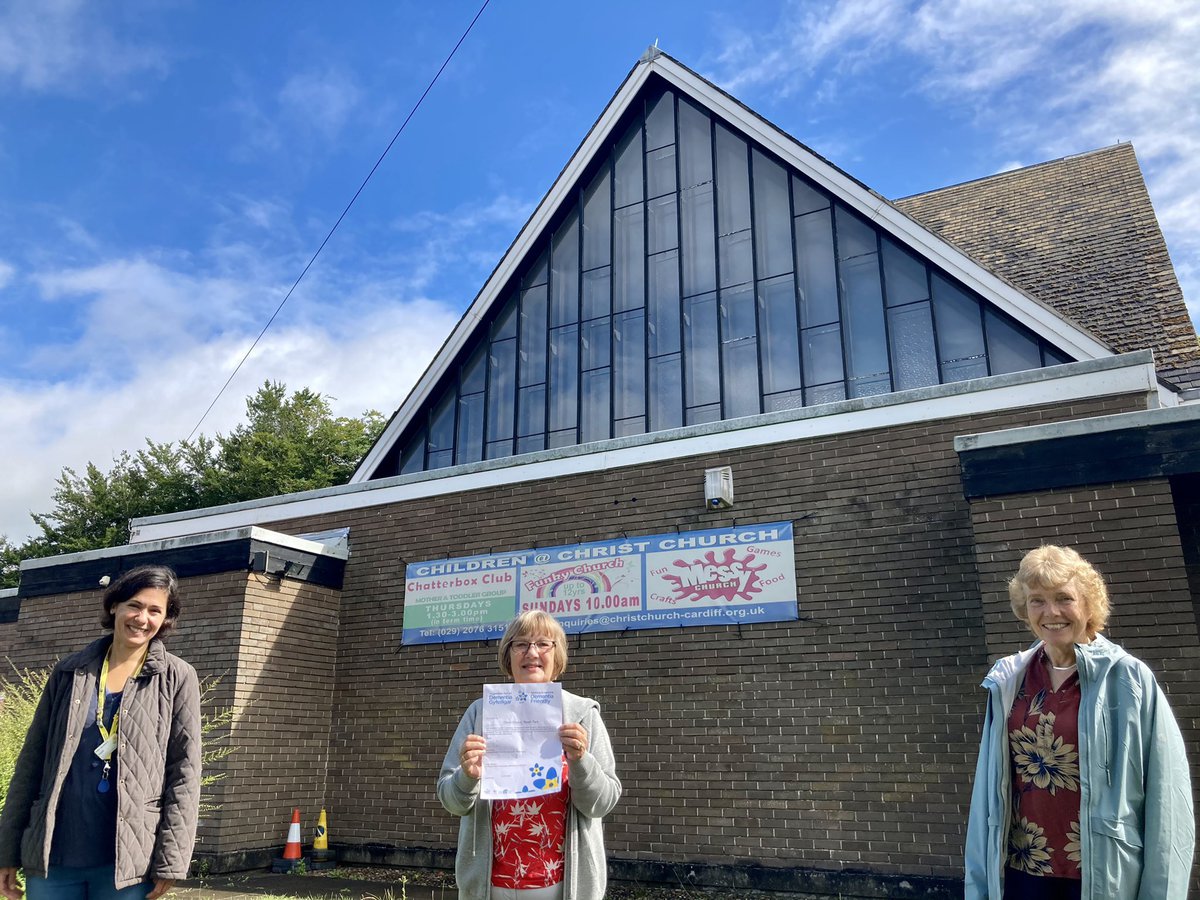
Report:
25,866,151,900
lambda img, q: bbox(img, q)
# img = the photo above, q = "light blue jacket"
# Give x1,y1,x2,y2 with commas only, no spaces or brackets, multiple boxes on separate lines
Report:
965,635,1194,899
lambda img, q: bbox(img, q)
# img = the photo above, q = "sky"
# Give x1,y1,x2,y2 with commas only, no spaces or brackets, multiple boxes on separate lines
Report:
1,0,1197,544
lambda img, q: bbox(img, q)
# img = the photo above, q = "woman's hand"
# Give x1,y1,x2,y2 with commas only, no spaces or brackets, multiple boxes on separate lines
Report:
146,879,174,900
460,734,486,780
559,723,589,762
0,867,23,900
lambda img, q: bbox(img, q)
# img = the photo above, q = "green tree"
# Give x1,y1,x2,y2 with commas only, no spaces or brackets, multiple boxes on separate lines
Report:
0,382,384,588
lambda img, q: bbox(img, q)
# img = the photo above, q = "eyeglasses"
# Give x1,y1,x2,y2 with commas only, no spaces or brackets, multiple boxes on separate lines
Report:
510,640,556,654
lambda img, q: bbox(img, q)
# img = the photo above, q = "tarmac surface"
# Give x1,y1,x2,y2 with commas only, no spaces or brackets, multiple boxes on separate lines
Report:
175,872,457,900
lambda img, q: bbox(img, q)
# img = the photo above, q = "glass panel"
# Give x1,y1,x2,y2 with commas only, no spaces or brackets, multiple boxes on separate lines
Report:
680,183,716,297
802,322,844,390
931,273,986,371
613,309,645,420
582,316,611,370
942,357,989,383
487,338,516,441
715,125,750,235
986,308,1042,375
718,230,753,288
461,342,486,395
523,248,549,288
613,204,645,312
792,174,830,216
486,439,511,461
550,211,580,326
887,301,939,391
683,291,720,408
455,393,484,465
426,450,453,470
517,433,545,454
614,122,644,208
582,169,611,270
882,237,929,307
758,274,801,395
399,430,424,474
795,208,838,327
517,384,545,437
614,416,645,437
687,403,721,425
835,204,877,260
841,253,890,395
582,266,611,321
644,89,674,151
549,324,579,432
493,292,518,340
764,389,804,412
519,285,548,385
677,99,712,189
1043,344,1071,366
647,194,678,254
548,429,574,449
647,145,677,199
806,382,845,405
723,336,760,419
648,250,681,356
649,353,683,432
427,388,455,463
721,283,756,340
753,150,792,278
581,368,611,443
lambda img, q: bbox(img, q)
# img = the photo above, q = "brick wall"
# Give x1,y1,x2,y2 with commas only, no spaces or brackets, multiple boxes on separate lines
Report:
250,390,1150,886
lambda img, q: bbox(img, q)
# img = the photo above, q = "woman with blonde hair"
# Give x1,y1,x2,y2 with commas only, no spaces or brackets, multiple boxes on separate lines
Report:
965,545,1193,899
438,611,620,900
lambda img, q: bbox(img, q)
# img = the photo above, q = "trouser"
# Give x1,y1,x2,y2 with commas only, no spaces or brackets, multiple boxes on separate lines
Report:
490,883,564,900
1003,867,1082,900
25,866,151,900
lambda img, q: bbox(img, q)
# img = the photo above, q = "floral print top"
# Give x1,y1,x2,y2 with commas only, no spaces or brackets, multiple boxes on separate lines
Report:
491,762,569,888
1006,648,1083,879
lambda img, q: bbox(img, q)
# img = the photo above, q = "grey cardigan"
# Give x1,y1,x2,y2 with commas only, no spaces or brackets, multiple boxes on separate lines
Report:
0,636,202,888
438,689,621,900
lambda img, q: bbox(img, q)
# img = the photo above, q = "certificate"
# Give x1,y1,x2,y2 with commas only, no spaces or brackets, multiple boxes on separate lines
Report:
480,682,563,799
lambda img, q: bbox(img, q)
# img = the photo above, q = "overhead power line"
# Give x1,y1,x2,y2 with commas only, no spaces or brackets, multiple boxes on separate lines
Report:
186,0,492,442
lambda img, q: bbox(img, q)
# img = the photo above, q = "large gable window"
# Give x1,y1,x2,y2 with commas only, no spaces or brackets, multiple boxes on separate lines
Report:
382,84,1072,477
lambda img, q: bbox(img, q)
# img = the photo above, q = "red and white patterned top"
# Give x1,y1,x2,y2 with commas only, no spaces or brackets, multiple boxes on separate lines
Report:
491,762,570,888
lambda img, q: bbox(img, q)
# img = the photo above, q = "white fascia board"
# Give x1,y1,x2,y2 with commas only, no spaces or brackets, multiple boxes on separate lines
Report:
131,354,1156,544
648,57,1112,362
954,401,1200,453
19,525,346,574
351,60,659,484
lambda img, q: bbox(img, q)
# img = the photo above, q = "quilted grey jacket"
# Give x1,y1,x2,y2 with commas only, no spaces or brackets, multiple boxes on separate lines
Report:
0,636,201,888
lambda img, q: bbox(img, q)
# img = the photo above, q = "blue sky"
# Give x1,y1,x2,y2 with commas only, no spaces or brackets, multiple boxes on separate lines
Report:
1,0,1197,543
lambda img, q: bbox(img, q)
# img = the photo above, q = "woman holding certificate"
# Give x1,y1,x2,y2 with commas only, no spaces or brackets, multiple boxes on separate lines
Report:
438,611,621,900
0,566,201,900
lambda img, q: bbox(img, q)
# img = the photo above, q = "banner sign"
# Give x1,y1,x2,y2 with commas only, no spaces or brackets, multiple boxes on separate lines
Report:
403,521,797,645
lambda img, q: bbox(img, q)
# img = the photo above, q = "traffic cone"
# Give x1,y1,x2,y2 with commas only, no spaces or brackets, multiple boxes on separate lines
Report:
310,808,336,870
271,809,305,872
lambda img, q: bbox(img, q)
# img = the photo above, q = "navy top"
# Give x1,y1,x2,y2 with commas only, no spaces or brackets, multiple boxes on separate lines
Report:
50,689,121,867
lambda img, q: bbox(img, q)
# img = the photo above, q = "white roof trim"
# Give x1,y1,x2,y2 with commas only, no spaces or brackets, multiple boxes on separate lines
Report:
132,354,1155,544
352,52,1115,484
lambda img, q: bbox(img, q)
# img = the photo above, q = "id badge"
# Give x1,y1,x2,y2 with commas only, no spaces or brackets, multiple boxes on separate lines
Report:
94,735,117,761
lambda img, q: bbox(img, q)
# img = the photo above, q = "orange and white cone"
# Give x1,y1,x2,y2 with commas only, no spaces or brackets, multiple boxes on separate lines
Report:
282,809,302,860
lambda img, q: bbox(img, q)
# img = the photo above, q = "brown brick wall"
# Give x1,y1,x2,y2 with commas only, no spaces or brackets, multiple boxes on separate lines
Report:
249,390,1152,881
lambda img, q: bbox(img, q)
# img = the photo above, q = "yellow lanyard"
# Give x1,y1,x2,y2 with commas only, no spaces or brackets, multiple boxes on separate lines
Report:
97,646,147,745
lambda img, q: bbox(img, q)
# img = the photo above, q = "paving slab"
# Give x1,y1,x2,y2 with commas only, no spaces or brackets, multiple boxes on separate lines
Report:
175,873,457,900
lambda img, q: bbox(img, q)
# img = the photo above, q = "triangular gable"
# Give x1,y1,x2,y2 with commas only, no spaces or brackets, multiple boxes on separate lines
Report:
351,48,1112,482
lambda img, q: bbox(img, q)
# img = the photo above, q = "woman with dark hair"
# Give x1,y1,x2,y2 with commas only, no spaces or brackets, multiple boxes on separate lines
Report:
0,565,201,900
965,545,1194,899
438,610,621,900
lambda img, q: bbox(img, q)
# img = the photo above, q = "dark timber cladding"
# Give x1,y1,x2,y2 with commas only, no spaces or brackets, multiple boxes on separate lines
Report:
17,534,346,599
957,409,1200,499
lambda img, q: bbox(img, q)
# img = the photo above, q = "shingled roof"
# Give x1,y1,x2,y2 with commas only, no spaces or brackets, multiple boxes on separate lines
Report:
895,143,1200,390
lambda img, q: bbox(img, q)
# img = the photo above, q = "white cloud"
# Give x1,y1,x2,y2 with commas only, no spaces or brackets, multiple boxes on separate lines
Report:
0,260,14,290
0,0,167,93
279,68,362,139
712,0,1200,325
